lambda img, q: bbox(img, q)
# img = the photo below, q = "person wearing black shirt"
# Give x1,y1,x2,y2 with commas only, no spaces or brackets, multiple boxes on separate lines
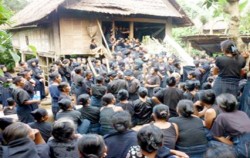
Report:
77,94,100,134
212,40,246,96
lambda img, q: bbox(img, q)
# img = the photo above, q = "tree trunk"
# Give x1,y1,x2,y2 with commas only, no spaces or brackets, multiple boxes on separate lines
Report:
227,0,245,51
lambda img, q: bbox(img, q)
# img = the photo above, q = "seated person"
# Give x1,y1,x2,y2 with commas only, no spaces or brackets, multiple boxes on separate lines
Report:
0,122,49,158
78,134,107,158
77,94,100,134
56,98,90,134
47,119,81,158
29,108,52,142
3,98,17,116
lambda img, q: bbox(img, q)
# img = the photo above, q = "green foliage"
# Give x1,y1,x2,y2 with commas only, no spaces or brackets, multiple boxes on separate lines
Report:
0,0,20,73
240,13,250,34
28,45,38,57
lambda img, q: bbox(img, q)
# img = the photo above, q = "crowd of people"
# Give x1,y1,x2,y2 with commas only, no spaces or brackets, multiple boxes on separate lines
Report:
0,39,250,158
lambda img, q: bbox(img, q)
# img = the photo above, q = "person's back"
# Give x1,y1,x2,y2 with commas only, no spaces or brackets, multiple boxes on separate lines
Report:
169,116,207,147
162,87,183,117
105,130,137,158
133,98,154,126
56,110,81,126
29,122,52,142
78,106,99,124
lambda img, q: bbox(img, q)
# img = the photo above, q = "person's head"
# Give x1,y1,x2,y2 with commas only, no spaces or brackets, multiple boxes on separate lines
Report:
220,39,239,56
137,125,163,154
78,134,107,158
58,82,71,93
199,89,216,105
7,98,15,106
85,71,93,80
107,71,117,79
138,87,148,98
75,67,82,75
216,93,237,112
152,104,170,121
111,111,131,133
124,70,134,80
96,76,104,84
31,108,48,122
52,119,75,142
185,80,196,91
117,89,129,101
166,76,176,87
20,70,32,80
58,98,72,111
0,118,15,131
78,94,90,106
177,99,194,117
201,82,212,90
13,76,25,87
49,71,62,83
150,67,158,75
3,122,35,144
102,93,115,106
188,71,196,79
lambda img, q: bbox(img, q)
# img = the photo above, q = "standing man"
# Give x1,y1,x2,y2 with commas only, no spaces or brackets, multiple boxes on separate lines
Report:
124,70,140,101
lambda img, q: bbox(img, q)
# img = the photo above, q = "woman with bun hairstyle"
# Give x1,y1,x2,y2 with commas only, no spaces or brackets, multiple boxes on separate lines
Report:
152,104,178,149
78,134,107,158
126,125,189,158
169,100,207,158
99,93,123,135
210,93,250,157
212,40,247,96
104,111,137,158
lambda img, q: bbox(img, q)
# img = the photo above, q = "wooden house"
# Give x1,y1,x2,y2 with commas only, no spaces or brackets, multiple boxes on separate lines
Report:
8,0,192,66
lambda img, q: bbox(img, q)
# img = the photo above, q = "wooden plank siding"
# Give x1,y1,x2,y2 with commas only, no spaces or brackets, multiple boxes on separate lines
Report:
59,17,102,55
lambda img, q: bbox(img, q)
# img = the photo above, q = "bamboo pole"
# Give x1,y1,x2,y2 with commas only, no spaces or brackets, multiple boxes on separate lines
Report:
87,57,98,77
96,20,111,72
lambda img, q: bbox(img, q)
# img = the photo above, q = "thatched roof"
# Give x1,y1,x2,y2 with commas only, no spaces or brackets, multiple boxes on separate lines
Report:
10,0,65,27
9,0,192,28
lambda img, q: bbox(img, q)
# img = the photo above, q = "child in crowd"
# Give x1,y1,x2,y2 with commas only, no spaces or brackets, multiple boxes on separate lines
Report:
3,98,17,115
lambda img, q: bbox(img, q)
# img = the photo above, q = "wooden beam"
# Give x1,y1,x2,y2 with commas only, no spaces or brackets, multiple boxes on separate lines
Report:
52,12,61,59
112,20,115,38
110,17,167,24
129,22,134,39
87,57,98,77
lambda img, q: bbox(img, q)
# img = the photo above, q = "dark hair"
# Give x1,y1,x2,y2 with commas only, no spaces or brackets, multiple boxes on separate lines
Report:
220,40,239,56
188,71,196,78
138,87,148,98
3,122,29,144
111,111,131,132
96,76,104,84
216,93,237,112
52,119,75,142
185,80,195,91
74,67,82,74
13,76,22,85
201,82,212,90
199,90,216,105
78,94,90,106
166,77,176,87
0,118,14,131
153,104,169,120
58,82,69,92
58,98,72,111
31,108,48,122
78,134,106,158
7,98,15,106
177,99,194,117
49,71,60,81
117,89,129,101
102,93,115,106
137,125,163,153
